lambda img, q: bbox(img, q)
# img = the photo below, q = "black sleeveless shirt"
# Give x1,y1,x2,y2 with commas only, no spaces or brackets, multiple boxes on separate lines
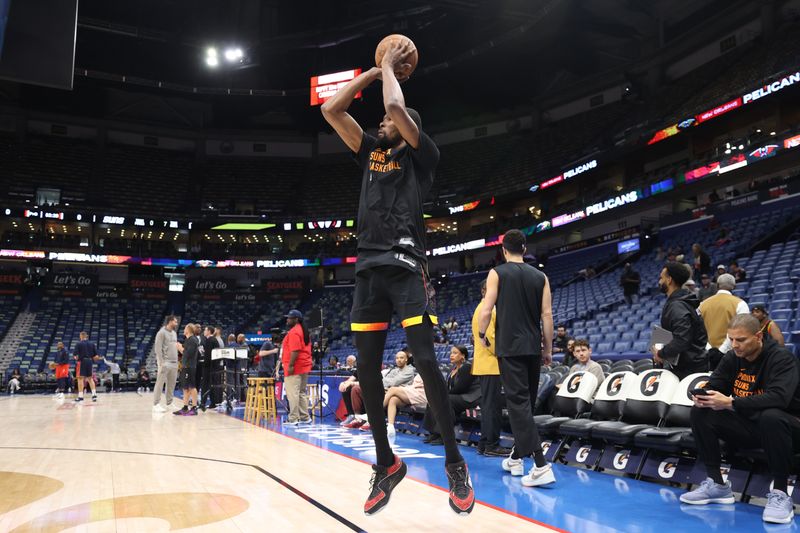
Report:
494,262,547,357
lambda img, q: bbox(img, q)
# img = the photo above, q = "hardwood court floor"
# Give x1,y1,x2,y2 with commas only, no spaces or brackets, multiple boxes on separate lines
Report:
0,394,557,532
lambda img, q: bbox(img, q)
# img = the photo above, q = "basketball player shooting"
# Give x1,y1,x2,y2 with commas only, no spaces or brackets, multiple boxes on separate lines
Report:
321,38,475,516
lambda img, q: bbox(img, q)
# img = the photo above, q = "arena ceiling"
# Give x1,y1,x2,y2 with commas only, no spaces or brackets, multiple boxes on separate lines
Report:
4,0,762,132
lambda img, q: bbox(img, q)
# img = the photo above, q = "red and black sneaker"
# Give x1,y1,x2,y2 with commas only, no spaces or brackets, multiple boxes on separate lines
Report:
364,455,407,516
445,461,475,515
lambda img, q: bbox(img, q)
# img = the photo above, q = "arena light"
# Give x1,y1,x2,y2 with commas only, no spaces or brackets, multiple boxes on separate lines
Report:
224,48,243,62
211,223,275,230
205,47,219,68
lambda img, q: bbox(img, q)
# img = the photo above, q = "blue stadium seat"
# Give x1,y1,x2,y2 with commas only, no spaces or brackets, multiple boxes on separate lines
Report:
632,340,650,353
596,342,614,354
771,309,794,321
771,300,793,311
613,341,632,353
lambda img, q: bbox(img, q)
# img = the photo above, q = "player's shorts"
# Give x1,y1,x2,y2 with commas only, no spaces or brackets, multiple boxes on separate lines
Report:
79,358,94,377
350,265,437,333
55,364,69,380
180,367,197,389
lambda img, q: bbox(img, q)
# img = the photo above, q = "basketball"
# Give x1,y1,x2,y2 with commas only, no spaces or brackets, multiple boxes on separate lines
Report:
375,34,419,79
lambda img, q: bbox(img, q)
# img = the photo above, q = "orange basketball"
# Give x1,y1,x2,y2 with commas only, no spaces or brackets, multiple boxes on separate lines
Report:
375,34,418,79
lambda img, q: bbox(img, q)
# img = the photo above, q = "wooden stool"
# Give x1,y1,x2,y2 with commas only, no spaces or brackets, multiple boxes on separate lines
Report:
245,378,273,424
305,382,322,420
260,378,277,423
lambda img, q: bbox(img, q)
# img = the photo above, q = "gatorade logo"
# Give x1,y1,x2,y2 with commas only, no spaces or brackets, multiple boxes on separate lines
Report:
576,446,591,463
567,373,583,394
606,374,624,396
658,459,679,479
613,450,631,470
541,441,552,454
641,371,662,396
686,376,709,401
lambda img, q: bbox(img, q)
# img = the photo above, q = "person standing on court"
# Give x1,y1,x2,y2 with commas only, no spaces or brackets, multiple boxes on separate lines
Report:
256,336,279,378
54,341,70,399
152,315,180,413
321,38,474,515
199,326,216,410
280,310,313,425
471,279,508,457
174,323,200,416
477,229,556,488
211,327,225,407
102,356,121,392
73,332,100,403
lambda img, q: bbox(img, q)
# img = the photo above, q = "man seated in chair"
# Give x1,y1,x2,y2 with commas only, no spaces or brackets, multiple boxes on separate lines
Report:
680,314,800,524
565,339,604,386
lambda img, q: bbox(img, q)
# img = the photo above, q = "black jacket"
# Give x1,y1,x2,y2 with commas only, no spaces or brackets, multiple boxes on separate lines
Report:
201,336,217,365
708,339,800,418
659,289,709,377
448,362,481,404
620,268,641,295
182,336,200,369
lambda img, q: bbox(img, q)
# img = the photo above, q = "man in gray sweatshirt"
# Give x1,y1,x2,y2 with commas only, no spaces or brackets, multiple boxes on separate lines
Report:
153,315,180,413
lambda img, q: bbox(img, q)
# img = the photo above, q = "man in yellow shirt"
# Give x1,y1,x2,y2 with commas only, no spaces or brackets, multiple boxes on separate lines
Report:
472,280,509,457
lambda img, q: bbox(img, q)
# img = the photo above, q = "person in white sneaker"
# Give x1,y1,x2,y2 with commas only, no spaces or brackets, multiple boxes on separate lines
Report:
479,230,556,488
136,368,150,395
7,368,21,394
53,341,70,398
681,314,800,524
152,316,180,413
384,373,427,440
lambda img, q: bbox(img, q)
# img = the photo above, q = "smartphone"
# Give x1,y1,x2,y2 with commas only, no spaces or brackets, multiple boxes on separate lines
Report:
690,388,710,396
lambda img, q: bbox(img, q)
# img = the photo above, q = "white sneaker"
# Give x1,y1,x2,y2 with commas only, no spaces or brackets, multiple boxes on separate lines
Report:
152,404,167,413
387,424,396,439
521,463,557,487
502,456,525,476
57,392,64,400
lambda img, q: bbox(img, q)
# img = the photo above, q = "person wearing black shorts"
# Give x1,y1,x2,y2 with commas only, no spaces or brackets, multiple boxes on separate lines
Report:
73,331,100,402
175,324,200,416
321,39,473,516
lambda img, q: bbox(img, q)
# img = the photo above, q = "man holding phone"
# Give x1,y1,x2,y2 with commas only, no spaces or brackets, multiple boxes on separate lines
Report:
680,314,800,524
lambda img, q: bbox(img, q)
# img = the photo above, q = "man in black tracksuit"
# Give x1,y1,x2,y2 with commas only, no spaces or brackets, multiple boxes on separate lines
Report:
681,314,800,524
653,261,709,379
